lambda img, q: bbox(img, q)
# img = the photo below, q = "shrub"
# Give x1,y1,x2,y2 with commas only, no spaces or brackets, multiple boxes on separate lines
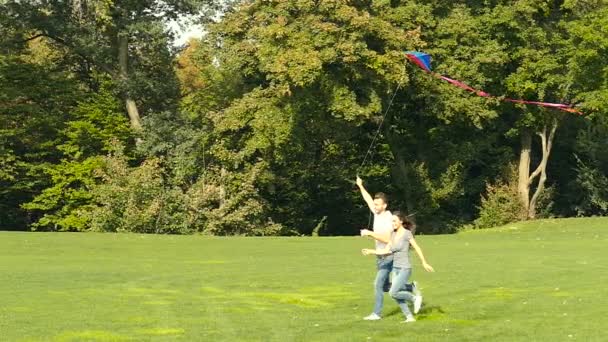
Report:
474,176,525,229
86,152,190,234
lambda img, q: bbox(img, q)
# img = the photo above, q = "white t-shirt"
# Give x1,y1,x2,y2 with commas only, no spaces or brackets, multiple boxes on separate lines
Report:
373,210,393,249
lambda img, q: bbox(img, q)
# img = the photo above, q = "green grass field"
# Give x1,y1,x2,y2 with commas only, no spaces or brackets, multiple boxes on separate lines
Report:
1,217,607,341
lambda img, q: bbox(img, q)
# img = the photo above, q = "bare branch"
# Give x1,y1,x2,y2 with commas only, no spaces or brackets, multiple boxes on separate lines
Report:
546,118,558,154
528,119,559,218
528,164,542,185
529,125,549,185
22,33,46,43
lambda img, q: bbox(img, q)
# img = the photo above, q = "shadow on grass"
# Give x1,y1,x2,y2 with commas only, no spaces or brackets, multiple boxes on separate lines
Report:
384,303,446,321
417,304,446,320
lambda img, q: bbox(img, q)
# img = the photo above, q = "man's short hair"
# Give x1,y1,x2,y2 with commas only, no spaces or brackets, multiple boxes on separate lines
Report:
374,192,388,204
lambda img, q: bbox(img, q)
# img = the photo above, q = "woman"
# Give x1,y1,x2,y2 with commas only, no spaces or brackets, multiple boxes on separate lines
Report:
362,211,434,323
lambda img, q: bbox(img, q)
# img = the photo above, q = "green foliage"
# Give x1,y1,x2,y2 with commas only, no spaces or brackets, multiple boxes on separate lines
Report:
535,185,556,219
0,0,214,124
3,0,608,234
21,84,135,231
179,0,417,235
0,53,82,230
474,182,524,229
573,156,608,215
85,150,190,234
59,82,134,159
21,157,104,231
416,162,464,209
138,110,209,187
474,169,525,229
564,4,608,113
83,148,283,235
566,114,608,216
194,163,284,236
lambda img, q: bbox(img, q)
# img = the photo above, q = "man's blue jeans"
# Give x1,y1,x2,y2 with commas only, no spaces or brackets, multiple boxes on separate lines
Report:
373,256,393,315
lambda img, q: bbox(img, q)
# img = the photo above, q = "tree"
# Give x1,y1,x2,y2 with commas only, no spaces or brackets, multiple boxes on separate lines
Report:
478,1,592,219
498,1,606,218
381,2,509,231
0,0,218,230
0,53,82,230
179,0,420,234
1,0,212,131
21,84,134,231
564,2,608,215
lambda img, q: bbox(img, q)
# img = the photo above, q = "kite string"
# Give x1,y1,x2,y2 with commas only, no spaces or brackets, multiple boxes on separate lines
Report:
356,64,405,231
358,64,406,174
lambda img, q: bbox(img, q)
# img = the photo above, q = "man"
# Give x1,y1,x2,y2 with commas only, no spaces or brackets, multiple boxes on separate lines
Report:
356,176,395,320
357,176,422,320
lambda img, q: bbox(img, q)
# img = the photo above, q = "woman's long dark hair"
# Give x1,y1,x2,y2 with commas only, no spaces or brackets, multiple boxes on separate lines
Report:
393,211,416,234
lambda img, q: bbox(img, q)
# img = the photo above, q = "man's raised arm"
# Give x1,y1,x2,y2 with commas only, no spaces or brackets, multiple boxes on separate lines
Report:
356,176,375,212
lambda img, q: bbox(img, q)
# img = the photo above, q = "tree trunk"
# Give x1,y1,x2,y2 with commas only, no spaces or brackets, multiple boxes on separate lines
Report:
528,119,558,218
118,34,142,131
219,167,227,209
518,131,532,214
518,119,558,219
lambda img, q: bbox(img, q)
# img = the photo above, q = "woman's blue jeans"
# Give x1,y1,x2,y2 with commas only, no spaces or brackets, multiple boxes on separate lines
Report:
389,267,415,317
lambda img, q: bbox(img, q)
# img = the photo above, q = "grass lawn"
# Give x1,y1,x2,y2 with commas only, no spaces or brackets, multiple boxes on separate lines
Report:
1,217,607,341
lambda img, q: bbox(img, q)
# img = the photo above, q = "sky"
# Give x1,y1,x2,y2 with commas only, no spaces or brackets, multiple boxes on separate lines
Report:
167,19,204,46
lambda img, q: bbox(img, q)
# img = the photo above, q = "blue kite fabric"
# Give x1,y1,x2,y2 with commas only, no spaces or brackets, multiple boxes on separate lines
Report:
405,51,583,115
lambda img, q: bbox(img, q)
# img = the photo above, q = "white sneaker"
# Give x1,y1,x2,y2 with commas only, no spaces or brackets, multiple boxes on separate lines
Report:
401,315,416,323
363,313,381,320
414,294,423,314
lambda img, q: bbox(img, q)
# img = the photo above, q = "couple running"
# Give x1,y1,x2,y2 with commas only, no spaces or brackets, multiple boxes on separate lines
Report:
356,176,435,323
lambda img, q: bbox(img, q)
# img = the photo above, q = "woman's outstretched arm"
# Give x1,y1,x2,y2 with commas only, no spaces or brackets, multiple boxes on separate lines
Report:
410,238,435,272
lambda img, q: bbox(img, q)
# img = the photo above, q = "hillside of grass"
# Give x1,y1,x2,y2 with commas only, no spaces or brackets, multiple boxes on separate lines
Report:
1,217,606,341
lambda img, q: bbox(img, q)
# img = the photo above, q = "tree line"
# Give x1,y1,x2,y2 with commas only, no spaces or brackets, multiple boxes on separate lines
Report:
1,0,607,235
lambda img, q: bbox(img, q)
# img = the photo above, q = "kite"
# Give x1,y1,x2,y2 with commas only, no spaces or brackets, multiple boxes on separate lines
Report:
405,51,583,115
